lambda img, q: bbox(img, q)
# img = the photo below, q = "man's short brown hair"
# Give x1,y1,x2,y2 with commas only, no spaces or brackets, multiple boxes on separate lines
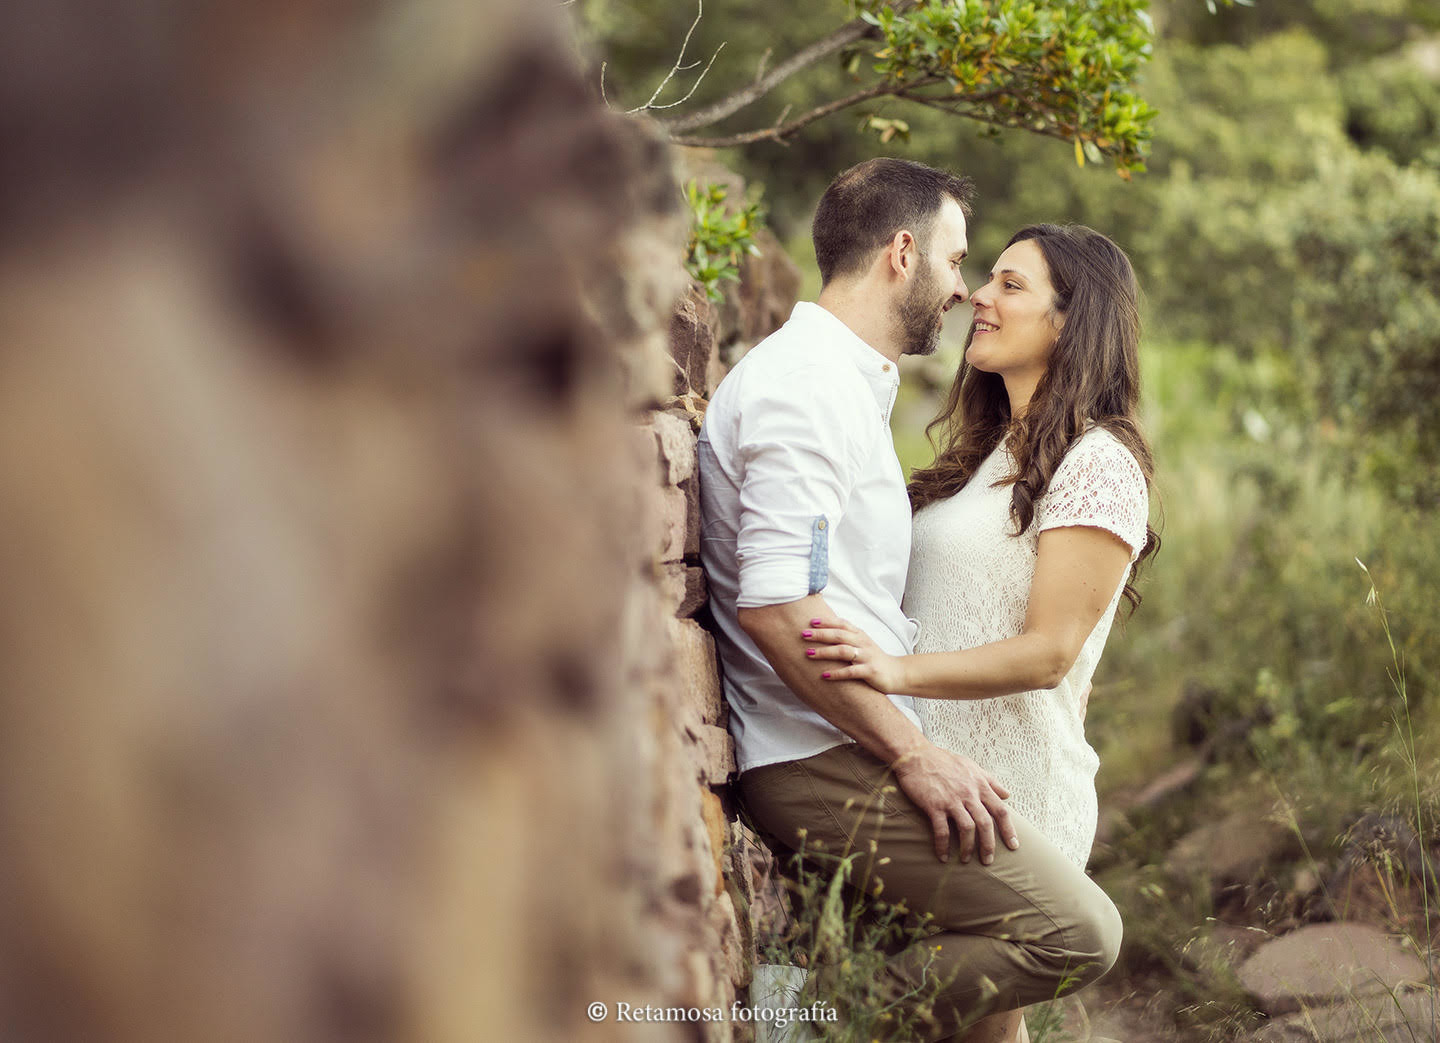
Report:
812,158,975,285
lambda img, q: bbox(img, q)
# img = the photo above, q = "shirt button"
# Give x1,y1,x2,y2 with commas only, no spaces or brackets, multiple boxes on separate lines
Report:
817,520,827,530
882,363,892,372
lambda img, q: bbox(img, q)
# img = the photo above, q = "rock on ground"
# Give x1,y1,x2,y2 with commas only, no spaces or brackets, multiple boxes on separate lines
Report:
1165,810,1296,885
1238,922,1430,1016
1250,988,1439,1042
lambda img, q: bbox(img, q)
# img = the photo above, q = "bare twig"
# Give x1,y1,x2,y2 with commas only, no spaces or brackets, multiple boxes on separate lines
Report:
625,0,726,116
631,42,726,113
754,47,773,85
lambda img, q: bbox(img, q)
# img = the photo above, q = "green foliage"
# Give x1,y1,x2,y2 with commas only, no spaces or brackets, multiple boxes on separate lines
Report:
1284,148,1440,485
683,180,763,302
863,0,1158,175
1096,340,1438,781
1341,51,1440,168
762,839,949,1041
1079,338,1440,1037
579,1,1158,178
1160,0,1440,57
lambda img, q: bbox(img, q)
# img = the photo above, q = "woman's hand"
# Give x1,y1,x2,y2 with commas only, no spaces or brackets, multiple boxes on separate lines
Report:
802,617,909,695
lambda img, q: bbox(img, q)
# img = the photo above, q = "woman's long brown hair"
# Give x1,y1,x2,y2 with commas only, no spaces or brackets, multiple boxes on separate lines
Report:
908,224,1160,612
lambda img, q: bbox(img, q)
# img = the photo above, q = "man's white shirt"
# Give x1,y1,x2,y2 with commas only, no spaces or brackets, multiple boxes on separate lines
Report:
698,302,922,773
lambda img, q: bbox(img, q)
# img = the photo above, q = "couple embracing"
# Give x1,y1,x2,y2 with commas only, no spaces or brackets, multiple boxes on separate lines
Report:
698,158,1157,1043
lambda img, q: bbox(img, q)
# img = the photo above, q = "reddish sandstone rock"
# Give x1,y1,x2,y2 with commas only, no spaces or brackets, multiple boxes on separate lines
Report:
670,282,718,397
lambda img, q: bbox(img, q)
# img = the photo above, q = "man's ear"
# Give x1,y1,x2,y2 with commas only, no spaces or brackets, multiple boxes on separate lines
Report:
886,229,917,280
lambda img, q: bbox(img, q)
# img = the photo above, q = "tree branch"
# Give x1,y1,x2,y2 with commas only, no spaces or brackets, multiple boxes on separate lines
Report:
668,76,941,148
904,92,1083,147
656,0,923,134
900,87,1028,115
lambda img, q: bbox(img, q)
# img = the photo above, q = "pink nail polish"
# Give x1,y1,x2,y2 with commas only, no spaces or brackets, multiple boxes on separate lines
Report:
810,619,823,626
802,630,813,638
821,672,831,679
805,649,815,657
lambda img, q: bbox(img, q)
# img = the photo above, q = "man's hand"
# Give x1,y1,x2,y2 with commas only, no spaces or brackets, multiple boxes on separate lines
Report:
890,743,1018,864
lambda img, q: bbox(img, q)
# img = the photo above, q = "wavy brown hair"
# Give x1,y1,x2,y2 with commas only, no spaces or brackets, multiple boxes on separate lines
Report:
908,223,1159,612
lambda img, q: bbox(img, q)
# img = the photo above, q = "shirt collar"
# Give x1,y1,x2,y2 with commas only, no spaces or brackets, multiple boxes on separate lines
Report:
789,302,901,415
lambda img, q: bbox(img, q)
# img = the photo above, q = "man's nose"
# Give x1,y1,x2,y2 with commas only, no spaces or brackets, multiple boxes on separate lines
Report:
953,271,969,303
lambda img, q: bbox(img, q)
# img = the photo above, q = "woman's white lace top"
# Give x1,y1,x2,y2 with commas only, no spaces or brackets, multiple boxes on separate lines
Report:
905,427,1149,867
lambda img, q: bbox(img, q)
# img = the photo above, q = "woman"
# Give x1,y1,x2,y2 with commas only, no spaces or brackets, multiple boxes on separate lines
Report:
805,224,1157,1039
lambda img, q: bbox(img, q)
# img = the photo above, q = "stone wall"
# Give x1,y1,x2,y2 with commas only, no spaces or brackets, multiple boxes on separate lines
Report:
0,1,800,1041
635,233,801,1036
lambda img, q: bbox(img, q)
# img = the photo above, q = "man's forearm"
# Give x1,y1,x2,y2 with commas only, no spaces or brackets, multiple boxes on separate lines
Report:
738,594,926,764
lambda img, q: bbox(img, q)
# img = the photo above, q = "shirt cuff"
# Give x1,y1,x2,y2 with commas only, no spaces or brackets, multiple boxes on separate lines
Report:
736,515,830,607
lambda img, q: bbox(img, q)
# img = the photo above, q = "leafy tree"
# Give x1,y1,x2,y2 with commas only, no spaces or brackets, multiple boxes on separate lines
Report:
584,1,1161,177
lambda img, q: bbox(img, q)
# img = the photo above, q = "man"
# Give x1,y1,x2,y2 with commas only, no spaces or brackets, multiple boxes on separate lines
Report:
698,158,1120,1043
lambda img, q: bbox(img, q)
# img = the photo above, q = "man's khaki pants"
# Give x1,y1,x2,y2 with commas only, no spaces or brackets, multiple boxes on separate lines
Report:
741,743,1121,1041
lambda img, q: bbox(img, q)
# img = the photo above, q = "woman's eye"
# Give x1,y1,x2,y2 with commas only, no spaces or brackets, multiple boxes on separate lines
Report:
1005,281,1021,290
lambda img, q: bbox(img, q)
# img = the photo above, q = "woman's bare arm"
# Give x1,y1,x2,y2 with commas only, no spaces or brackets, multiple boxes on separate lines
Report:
807,525,1133,699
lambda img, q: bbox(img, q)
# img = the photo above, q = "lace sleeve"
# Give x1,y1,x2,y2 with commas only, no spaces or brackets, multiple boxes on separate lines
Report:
1034,429,1150,559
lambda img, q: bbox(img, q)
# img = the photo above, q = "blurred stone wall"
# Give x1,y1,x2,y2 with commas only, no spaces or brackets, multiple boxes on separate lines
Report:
0,1,796,1042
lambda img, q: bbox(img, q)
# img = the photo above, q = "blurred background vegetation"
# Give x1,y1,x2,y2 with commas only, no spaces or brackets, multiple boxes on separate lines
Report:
578,0,1439,1033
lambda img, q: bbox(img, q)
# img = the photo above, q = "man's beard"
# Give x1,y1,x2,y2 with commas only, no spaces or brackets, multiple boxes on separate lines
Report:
896,259,944,357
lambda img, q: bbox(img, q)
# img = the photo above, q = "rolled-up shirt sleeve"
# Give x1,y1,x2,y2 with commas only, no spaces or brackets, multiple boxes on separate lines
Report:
733,364,876,608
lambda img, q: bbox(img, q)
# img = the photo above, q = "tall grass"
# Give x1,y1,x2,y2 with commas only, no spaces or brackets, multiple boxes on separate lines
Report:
756,833,951,1042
